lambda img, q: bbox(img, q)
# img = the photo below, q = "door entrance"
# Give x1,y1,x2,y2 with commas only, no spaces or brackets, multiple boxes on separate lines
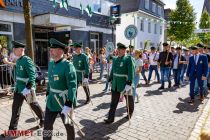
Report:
35,39,48,68
90,33,99,54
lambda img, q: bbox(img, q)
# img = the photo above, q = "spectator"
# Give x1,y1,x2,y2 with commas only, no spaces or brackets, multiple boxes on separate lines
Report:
99,48,107,81
133,50,143,103
0,47,15,95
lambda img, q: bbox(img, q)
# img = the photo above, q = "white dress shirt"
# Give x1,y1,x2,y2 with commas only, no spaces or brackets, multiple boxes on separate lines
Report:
149,52,159,65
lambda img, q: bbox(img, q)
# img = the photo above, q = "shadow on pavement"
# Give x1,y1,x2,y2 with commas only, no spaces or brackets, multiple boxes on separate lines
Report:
93,102,110,111
144,89,163,96
115,106,127,117
173,97,203,114
78,118,128,140
90,91,110,99
74,99,87,109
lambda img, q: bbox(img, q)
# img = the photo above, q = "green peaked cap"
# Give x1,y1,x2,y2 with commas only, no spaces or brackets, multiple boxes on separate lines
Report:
117,42,127,49
49,38,66,49
12,41,25,48
71,42,82,48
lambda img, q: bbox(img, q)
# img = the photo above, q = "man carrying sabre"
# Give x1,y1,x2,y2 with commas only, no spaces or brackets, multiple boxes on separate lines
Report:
104,43,135,124
72,42,91,105
7,41,44,131
44,38,77,140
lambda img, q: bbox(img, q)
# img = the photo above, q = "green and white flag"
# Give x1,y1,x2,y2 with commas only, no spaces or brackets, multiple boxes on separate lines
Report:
85,4,92,17
80,3,84,14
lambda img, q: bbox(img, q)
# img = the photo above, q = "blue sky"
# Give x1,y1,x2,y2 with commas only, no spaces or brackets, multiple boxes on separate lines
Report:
162,0,205,26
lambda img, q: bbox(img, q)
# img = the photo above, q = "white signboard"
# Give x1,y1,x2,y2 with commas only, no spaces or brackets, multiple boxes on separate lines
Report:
195,29,210,33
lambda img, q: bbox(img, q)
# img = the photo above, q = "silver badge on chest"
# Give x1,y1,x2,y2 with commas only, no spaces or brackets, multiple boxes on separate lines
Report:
120,62,123,67
53,75,59,81
20,66,23,70
79,60,82,67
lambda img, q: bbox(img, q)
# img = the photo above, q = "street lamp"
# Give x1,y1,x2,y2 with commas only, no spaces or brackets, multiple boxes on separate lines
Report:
110,16,116,45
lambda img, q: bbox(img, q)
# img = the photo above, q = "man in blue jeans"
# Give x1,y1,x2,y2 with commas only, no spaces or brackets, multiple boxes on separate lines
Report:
158,43,173,89
172,47,186,87
148,47,160,84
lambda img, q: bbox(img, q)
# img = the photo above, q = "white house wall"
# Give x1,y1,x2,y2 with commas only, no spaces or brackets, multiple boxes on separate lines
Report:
116,14,135,47
116,12,164,50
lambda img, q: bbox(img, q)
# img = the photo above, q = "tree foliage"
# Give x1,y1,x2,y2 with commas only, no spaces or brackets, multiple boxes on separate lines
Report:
199,9,210,45
168,0,196,42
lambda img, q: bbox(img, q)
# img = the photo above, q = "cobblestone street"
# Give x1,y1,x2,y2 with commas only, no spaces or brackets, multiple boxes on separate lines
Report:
0,74,209,140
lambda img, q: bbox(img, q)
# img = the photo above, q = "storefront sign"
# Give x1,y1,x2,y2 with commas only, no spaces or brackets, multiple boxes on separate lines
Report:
0,0,23,8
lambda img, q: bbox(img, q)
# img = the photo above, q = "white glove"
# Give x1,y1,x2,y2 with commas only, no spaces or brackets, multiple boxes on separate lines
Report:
21,88,31,96
83,78,89,84
61,106,72,124
124,85,131,92
61,106,72,117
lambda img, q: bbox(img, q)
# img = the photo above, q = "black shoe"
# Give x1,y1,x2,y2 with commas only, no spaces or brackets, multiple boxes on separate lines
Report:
104,119,114,124
38,120,44,128
188,99,195,105
1,133,6,138
158,86,164,90
84,99,90,104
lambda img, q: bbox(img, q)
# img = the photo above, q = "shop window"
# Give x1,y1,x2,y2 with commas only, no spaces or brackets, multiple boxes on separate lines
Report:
0,23,11,32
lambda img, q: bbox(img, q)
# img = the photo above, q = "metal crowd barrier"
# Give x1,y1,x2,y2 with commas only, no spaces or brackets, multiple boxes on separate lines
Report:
0,64,15,95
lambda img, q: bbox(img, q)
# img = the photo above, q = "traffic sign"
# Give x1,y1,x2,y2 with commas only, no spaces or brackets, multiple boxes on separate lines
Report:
124,25,138,40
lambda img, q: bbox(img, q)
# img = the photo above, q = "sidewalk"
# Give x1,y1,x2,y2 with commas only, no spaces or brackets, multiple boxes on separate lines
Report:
188,98,210,140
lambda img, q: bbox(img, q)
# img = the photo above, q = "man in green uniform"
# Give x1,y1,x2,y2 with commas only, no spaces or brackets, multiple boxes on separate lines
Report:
104,43,135,124
9,41,44,130
44,38,77,140
72,42,90,104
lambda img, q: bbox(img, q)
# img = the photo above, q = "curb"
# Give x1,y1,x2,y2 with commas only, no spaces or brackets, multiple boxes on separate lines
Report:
188,97,210,140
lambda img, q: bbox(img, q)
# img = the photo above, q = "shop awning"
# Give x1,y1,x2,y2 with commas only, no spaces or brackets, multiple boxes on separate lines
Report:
33,13,86,28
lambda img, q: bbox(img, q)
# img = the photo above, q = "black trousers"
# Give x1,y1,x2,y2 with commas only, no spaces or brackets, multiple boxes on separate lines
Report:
108,90,134,120
76,81,90,101
43,107,75,140
9,93,44,130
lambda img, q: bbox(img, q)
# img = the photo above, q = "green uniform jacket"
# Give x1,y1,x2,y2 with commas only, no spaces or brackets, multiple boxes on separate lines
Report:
15,55,36,94
72,53,89,82
46,58,77,112
110,55,135,92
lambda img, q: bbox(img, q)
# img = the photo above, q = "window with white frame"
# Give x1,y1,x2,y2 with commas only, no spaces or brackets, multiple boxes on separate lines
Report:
154,23,157,34
148,21,151,33
140,19,144,31
158,6,162,15
145,0,149,10
92,0,101,13
140,42,143,49
160,26,162,35
152,2,156,13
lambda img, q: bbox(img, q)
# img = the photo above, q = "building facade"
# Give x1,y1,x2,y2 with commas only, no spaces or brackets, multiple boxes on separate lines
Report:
202,0,210,14
0,0,114,67
115,0,165,50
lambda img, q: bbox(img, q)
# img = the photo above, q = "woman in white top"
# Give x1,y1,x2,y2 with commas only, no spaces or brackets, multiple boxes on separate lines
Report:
133,50,143,103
